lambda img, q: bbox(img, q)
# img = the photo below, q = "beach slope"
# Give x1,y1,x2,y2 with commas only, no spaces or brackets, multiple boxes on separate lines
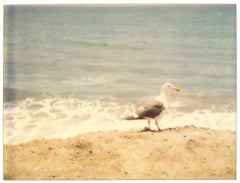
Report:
4,126,236,180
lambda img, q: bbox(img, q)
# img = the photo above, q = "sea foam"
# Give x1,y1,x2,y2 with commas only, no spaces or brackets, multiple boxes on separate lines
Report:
3,94,236,145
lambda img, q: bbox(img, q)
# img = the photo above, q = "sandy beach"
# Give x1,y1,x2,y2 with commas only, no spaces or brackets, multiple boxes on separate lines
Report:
4,126,236,180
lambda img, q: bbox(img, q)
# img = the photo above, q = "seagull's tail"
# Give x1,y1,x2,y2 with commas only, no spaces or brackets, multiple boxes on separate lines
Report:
124,116,144,120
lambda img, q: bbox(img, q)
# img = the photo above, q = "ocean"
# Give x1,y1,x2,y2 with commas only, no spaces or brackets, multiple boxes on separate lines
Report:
3,5,236,144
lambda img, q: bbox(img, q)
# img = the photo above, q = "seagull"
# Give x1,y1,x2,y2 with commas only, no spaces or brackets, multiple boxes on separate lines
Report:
125,83,180,131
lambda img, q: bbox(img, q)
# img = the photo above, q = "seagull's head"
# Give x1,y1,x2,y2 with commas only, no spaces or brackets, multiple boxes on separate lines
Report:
155,83,180,107
161,83,180,94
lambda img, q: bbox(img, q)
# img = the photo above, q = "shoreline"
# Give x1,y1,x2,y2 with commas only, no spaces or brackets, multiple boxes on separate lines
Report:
4,126,236,180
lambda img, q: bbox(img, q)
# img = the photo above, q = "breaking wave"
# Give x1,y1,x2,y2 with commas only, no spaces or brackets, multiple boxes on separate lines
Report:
3,93,236,145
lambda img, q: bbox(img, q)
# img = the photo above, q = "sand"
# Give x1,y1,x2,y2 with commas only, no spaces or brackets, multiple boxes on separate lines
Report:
3,126,236,180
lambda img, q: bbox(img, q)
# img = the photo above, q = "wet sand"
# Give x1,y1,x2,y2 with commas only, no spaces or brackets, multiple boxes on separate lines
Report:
4,126,236,180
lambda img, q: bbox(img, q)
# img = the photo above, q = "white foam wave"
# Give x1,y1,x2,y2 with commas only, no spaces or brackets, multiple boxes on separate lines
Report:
3,96,236,145
160,109,236,131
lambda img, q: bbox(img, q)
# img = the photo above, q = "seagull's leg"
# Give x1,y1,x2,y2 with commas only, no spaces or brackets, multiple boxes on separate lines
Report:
148,119,151,130
155,119,161,131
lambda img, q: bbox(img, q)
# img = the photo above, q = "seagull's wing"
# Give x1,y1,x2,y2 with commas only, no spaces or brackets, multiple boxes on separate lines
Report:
137,101,165,119
141,99,164,108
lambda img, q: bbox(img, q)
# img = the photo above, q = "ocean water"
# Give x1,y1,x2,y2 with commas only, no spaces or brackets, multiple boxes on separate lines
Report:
3,5,236,144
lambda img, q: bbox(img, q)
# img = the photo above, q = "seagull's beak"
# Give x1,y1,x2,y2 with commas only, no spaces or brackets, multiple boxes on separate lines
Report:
172,87,180,92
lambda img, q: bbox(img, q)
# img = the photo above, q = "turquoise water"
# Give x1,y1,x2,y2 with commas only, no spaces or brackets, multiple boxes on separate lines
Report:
4,5,236,144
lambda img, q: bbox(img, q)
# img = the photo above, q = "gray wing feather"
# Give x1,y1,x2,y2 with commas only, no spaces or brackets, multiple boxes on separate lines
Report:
142,100,164,108
137,101,165,118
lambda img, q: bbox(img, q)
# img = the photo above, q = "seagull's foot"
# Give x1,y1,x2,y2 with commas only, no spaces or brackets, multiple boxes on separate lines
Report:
144,127,152,131
151,128,162,133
